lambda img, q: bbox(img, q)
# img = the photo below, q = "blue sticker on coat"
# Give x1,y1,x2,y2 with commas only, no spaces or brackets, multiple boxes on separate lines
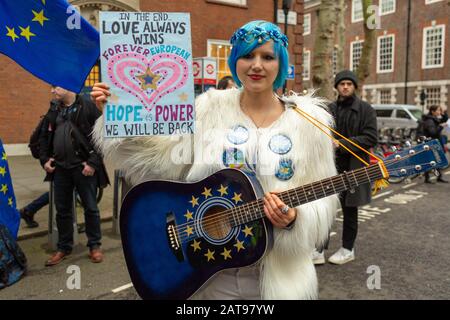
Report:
223,148,245,169
227,125,249,145
275,159,295,181
269,134,292,155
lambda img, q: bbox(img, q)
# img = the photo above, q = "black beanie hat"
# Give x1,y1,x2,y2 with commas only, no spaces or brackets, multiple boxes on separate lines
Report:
334,70,358,89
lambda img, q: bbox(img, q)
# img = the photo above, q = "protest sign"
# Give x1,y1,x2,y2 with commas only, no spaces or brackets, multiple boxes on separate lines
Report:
100,12,195,137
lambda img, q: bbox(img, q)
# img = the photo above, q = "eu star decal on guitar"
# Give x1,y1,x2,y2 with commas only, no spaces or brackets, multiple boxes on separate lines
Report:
119,139,447,300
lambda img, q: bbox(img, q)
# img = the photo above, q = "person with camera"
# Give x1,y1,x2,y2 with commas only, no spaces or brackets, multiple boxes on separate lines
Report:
41,86,109,266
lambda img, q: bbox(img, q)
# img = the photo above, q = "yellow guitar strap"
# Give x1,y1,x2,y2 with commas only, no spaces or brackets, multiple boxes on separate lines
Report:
291,105,389,195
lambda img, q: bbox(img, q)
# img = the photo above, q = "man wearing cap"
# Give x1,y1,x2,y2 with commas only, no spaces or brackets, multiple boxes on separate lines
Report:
314,70,378,265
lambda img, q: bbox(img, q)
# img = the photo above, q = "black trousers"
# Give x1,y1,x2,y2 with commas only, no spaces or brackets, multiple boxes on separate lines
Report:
319,203,358,252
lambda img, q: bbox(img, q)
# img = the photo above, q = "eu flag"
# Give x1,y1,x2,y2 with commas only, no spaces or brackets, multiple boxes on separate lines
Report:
0,139,20,239
0,0,99,93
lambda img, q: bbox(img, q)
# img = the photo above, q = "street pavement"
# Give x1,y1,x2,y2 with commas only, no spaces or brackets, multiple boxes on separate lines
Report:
1,155,449,300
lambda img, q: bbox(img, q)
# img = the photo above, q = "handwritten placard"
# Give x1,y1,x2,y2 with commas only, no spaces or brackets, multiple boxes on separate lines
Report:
99,12,195,137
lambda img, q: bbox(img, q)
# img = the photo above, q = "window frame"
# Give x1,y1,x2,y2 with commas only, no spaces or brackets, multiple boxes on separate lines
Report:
350,39,364,72
207,39,233,81
379,0,396,16
302,50,311,81
376,34,395,74
422,24,446,69
351,0,364,23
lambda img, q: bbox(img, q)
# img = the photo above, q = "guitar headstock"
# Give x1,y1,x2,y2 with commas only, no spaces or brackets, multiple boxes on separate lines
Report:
384,139,448,178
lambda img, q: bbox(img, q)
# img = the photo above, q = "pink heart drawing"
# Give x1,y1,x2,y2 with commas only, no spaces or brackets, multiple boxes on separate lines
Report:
107,52,189,112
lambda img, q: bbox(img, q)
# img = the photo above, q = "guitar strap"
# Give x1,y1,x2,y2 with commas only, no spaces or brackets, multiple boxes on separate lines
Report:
289,104,390,194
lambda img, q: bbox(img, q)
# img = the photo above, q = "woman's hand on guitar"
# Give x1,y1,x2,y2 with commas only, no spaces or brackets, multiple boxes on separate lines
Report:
90,82,111,111
263,192,297,229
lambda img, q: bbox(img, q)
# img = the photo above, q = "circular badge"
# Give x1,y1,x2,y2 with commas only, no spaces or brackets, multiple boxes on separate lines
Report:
269,134,292,155
227,125,249,145
275,159,295,181
222,148,245,169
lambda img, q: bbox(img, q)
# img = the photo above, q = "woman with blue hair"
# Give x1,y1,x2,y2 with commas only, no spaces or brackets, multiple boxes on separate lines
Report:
91,20,337,299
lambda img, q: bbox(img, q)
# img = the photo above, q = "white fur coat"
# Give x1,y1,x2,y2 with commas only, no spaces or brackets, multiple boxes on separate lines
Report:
93,88,338,300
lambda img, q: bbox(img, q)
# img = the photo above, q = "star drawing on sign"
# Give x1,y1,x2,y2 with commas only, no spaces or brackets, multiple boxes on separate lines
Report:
136,67,161,91
178,92,188,102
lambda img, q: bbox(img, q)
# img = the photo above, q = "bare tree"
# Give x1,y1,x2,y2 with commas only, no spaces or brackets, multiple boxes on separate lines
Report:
355,0,377,94
335,0,346,72
311,0,337,100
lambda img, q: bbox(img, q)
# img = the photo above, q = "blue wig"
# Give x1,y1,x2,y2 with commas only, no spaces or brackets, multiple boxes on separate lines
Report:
228,20,289,90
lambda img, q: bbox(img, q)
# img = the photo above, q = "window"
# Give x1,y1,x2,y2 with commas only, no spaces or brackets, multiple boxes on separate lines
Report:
352,0,364,23
396,110,410,119
422,25,445,68
208,40,232,81
375,109,394,117
207,0,247,6
380,0,396,15
377,34,395,73
303,14,311,36
379,89,392,104
303,50,311,81
424,87,441,109
350,40,364,72
84,62,100,88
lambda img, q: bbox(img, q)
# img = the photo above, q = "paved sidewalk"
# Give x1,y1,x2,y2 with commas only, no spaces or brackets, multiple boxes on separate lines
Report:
8,155,117,240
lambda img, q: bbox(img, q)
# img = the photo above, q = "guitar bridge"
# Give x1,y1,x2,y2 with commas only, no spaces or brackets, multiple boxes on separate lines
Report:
166,212,184,262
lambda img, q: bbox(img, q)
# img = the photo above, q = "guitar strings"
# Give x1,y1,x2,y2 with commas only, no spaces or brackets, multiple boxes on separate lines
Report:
176,150,431,243
175,149,434,243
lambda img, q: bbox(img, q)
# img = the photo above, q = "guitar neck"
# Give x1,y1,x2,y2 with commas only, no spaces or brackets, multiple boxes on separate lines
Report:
229,163,384,227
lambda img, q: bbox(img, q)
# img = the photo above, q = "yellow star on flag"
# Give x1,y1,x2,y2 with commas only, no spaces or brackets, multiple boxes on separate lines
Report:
242,225,253,237
184,210,193,221
204,249,215,262
32,10,49,27
185,225,194,236
136,67,161,90
6,26,19,42
8,197,13,207
189,195,199,207
232,192,243,204
2,152,7,160
1,184,8,195
19,26,35,42
191,239,201,252
202,187,212,199
41,0,46,4
217,184,228,196
234,240,245,252
0,167,6,177
220,247,232,260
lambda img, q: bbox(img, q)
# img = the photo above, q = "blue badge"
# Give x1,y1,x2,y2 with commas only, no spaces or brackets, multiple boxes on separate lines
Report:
275,159,295,181
269,134,292,155
227,125,249,145
223,148,245,169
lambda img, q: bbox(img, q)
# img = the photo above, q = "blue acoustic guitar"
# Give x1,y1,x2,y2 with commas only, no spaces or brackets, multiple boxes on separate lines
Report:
119,139,447,300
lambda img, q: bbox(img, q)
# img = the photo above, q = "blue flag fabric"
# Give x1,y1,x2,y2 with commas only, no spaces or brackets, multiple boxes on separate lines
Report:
0,139,20,239
0,0,99,93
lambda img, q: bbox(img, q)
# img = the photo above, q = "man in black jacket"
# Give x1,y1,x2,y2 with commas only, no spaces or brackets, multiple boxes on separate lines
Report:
314,70,378,265
41,86,109,266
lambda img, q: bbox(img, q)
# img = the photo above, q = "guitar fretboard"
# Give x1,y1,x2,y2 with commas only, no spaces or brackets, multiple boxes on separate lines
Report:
228,163,384,227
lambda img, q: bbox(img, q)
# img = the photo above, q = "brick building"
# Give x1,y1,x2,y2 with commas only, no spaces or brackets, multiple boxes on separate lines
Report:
0,0,305,151
302,0,450,110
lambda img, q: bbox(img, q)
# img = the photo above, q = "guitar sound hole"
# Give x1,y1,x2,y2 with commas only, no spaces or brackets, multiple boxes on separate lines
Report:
202,206,232,240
